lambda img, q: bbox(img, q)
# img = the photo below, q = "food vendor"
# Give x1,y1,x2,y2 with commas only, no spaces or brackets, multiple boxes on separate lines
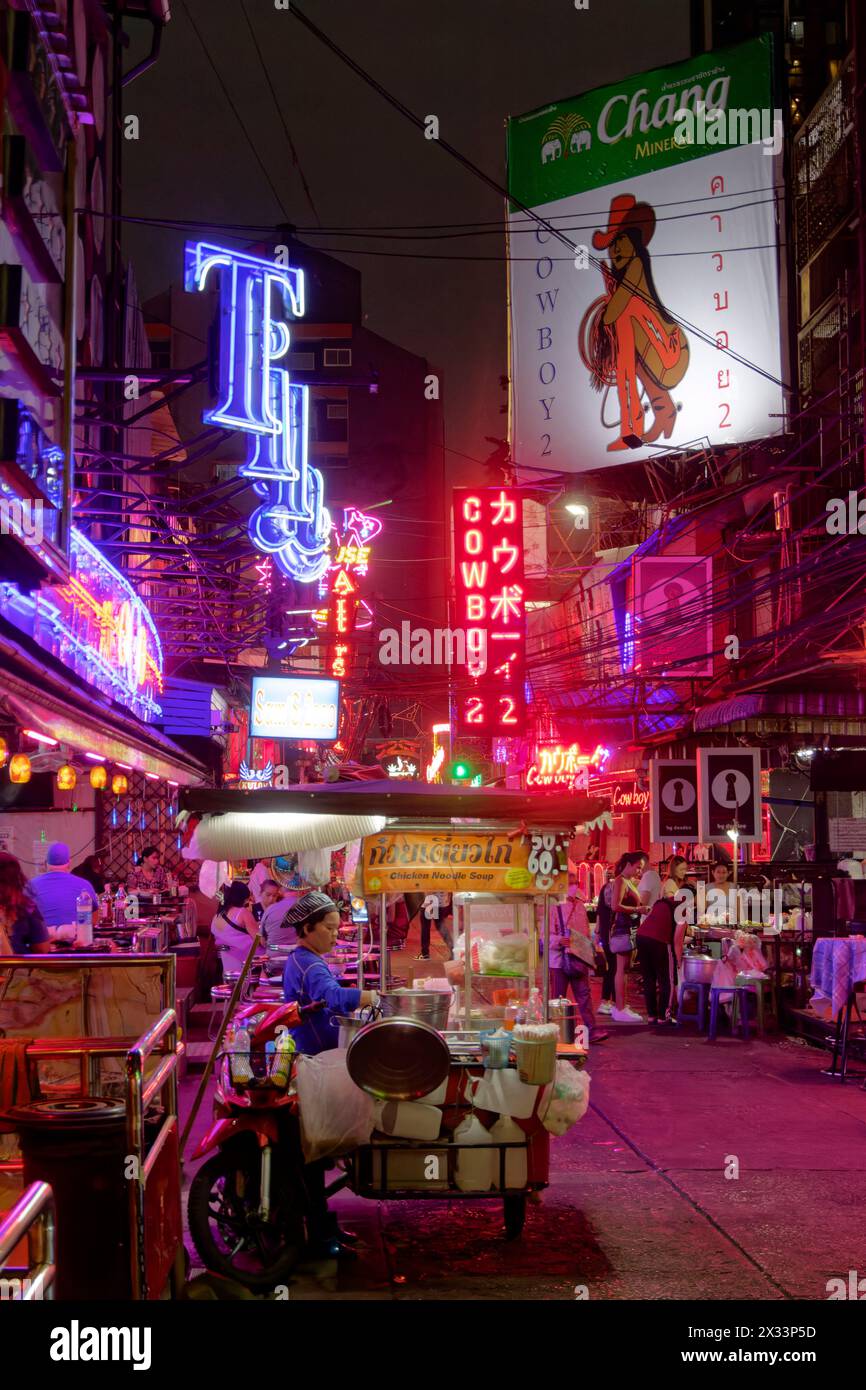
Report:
282,892,379,1053
281,891,379,1261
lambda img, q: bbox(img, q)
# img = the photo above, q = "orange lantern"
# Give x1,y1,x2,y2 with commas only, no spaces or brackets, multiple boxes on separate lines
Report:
89,764,108,790
56,764,77,791
111,774,128,795
0,737,7,766
9,753,31,784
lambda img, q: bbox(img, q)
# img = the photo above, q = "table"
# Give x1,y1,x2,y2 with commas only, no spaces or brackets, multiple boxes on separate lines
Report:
810,937,866,1082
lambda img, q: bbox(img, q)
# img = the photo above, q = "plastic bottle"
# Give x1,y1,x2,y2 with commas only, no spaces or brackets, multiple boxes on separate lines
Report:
270,1026,295,1087
76,892,93,947
230,1021,252,1084
527,987,543,1024
114,885,127,927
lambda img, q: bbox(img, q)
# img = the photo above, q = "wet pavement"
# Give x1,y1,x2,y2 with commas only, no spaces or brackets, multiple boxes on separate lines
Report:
179,1002,866,1301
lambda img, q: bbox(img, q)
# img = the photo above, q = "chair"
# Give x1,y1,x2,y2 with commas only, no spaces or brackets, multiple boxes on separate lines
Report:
676,980,710,1032
733,973,767,1034
708,985,753,1041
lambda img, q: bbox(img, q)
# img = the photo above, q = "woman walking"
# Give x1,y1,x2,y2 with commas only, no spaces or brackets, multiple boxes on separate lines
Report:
635,888,682,1025
595,868,617,1017
608,851,650,1022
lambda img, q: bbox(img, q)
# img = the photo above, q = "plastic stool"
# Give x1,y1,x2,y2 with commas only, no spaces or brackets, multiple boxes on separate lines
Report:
708,985,752,1041
733,973,767,1034
676,980,710,1031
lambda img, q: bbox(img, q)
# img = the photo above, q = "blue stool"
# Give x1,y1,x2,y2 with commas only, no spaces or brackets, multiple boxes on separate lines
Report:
676,981,710,1032
708,985,752,1041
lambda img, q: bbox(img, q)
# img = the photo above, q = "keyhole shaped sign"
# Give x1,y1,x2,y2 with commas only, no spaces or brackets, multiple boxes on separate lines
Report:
650,760,699,842
699,748,761,841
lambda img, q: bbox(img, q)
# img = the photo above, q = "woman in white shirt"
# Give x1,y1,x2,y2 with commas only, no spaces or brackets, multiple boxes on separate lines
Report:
210,881,259,974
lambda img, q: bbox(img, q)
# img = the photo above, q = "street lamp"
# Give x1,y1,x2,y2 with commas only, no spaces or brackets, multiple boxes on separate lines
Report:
727,825,740,889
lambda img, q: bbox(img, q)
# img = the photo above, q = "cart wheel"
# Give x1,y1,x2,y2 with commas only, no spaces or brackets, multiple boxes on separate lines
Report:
503,1194,526,1240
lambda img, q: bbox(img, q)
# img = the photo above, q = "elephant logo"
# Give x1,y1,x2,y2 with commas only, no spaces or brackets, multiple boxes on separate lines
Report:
541,112,591,165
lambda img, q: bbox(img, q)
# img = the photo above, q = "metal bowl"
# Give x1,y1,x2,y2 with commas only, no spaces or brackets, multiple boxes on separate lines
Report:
379,989,452,1030
682,954,717,985
346,1016,451,1100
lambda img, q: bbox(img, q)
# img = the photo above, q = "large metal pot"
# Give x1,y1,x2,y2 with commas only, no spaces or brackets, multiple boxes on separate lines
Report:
379,989,452,1030
682,954,717,985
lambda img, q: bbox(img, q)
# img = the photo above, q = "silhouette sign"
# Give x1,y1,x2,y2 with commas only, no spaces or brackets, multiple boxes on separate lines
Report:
650,759,699,842
698,747,761,841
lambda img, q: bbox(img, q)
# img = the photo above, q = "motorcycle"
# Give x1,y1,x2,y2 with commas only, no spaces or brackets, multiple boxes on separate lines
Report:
187,999,323,1291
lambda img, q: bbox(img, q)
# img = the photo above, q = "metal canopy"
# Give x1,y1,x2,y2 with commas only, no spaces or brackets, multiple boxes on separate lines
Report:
178,778,604,825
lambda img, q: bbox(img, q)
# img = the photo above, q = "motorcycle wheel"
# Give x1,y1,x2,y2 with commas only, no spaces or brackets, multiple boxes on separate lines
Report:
188,1147,305,1292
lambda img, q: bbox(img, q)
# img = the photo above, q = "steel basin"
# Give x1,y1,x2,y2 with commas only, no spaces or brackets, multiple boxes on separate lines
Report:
346,1016,451,1100
379,989,451,1030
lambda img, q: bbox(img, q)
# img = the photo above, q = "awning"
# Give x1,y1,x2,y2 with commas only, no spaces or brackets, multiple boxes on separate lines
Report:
0,626,207,785
693,690,866,734
179,778,606,826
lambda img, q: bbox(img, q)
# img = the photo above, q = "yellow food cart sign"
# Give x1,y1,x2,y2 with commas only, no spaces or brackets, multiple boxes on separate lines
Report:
361,829,566,895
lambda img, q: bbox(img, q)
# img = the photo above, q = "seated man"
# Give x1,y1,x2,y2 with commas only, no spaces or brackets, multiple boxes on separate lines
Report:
29,842,98,941
259,888,302,949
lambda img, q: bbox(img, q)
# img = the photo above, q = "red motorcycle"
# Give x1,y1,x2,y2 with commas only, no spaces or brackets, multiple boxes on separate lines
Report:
187,1000,322,1290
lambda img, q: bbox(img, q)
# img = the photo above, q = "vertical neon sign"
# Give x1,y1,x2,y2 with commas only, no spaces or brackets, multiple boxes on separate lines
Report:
184,242,330,583
314,507,382,679
453,487,526,736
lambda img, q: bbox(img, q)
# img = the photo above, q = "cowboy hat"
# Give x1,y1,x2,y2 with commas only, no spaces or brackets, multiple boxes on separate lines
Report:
592,194,656,250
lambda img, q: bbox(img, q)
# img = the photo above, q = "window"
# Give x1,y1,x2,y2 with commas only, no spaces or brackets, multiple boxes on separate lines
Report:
326,403,348,419
323,348,352,367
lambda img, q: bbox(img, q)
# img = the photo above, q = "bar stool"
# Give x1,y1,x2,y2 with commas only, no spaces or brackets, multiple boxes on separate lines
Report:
676,980,710,1032
208,983,234,1040
733,973,767,1034
708,985,752,1041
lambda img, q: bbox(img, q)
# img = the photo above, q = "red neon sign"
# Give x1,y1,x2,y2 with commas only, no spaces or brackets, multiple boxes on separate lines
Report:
526,743,610,791
453,487,526,736
314,508,382,679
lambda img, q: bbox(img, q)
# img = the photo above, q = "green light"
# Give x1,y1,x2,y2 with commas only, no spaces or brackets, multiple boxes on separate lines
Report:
451,760,472,781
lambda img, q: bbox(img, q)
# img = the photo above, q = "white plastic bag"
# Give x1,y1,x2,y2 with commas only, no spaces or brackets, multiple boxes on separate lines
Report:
298,846,332,887
296,1050,376,1162
540,1062,591,1136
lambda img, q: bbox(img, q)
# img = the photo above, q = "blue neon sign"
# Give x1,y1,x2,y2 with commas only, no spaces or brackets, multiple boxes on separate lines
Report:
184,241,330,583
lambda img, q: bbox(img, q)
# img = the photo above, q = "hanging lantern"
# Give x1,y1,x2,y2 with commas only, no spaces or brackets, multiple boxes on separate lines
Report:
9,753,31,784
0,737,7,766
56,764,77,791
90,764,108,790
111,773,128,795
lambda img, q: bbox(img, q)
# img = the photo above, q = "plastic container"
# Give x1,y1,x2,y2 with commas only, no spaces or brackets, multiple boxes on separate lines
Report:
76,892,93,946
453,1114,495,1192
479,1029,511,1069
378,1100,442,1141
512,1034,557,1086
490,1115,528,1188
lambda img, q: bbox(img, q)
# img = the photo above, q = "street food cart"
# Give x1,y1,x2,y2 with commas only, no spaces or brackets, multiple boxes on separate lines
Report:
179,781,602,1249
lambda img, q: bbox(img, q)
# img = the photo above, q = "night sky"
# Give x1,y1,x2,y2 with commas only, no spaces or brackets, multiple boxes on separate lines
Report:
123,0,691,466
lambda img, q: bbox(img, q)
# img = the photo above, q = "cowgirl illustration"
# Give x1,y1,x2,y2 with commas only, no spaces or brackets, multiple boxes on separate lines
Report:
579,194,689,451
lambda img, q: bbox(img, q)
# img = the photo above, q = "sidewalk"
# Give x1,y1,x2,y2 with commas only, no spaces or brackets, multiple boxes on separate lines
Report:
182,1021,866,1300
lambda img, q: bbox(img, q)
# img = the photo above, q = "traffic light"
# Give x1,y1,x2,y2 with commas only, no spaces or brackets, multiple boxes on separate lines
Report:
450,758,474,782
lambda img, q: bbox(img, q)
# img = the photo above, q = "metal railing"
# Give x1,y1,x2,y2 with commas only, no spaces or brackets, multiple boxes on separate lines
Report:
0,1181,56,1301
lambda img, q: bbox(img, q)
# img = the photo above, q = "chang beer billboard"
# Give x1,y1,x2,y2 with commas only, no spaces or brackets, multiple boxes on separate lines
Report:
506,37,785,471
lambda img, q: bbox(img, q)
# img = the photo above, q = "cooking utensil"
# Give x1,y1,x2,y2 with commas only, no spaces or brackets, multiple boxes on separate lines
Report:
682,954,717,984
346,1016,451,1101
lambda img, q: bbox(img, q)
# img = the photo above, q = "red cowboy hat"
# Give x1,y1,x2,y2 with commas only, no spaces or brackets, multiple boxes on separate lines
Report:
592,194,656,251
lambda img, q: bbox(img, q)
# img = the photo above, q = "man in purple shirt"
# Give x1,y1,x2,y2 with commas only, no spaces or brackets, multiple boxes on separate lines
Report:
29,842,97,937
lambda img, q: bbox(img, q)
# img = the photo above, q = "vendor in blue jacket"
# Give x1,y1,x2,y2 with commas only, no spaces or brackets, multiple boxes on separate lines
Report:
282,892,379,1054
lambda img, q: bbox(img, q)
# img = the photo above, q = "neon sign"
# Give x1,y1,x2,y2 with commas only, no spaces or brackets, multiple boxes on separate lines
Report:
314,507,382,679
527,743,610,791
184,241,330,583
611,782,650,813
0,529,163,721
453,487,526,736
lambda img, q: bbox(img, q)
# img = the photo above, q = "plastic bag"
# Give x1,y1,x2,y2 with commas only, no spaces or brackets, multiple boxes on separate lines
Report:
711,956,737,1005
296,1050,376,1162
540,1062,591,1136
479,934,530,976
297,847,331,887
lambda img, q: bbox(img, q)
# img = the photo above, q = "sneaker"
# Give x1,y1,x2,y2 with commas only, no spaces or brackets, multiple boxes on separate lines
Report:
611,1006,644,1023
414,953,431,961
597,1000,613,1015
